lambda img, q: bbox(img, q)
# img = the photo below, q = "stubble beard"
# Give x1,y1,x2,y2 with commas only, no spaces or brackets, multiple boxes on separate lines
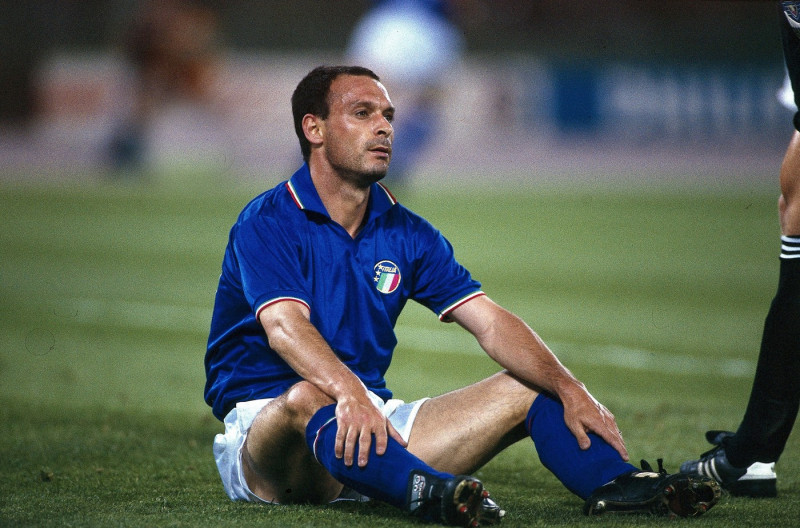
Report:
330,153,390,189
351,165,388,188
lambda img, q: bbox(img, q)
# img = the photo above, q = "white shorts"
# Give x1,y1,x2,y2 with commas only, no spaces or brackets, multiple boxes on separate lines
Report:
212,392,428,504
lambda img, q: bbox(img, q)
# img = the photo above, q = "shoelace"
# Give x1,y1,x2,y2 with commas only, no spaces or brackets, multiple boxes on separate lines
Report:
699,430,735,459
698,443,725,460
640,458,667,474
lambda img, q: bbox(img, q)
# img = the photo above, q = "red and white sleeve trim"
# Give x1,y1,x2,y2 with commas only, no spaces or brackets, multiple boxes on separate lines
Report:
255,297,311,320
438,291,485,322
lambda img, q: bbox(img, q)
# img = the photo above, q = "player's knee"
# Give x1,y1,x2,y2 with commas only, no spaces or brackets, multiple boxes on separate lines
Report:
779,194,800,235
282,381,334,424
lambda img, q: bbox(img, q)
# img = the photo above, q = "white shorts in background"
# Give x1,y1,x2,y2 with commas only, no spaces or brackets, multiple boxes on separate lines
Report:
212,392,429,504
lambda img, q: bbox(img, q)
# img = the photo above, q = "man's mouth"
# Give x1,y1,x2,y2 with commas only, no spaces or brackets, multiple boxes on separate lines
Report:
368,143,392,157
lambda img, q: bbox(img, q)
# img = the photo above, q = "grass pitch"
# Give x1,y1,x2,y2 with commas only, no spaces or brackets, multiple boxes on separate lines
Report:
1,169,798,527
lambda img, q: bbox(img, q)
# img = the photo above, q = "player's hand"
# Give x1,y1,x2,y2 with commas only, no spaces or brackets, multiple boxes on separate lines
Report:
561,386,629,461
334,396,407,467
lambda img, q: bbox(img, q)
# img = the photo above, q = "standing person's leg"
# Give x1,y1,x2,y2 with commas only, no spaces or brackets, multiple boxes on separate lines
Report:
726,131,800,466
728,131,800,463
681,131,800,497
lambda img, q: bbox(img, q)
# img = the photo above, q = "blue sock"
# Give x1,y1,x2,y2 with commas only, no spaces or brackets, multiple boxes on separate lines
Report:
305,404,452,508
526,393,637,499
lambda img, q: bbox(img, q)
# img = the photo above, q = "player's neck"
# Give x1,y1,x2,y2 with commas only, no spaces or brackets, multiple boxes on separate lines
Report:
309,165,371,238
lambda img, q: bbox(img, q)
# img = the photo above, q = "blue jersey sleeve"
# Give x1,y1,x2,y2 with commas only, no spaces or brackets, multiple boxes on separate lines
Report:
408,216,482,320
234,209,312,316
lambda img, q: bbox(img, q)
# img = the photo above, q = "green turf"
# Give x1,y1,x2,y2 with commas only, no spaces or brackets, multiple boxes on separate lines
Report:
1,170,798,527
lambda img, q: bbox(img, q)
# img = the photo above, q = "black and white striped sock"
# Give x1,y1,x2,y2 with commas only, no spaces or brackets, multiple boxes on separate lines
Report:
728,234,800,466
780,235,800,260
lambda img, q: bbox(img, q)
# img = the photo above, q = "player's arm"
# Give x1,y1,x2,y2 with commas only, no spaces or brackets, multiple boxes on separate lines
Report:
449,294,629,461
258,300,406,466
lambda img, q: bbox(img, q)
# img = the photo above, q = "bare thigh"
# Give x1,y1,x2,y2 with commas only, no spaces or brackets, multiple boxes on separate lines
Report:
406,371,539,474
242,383,343,504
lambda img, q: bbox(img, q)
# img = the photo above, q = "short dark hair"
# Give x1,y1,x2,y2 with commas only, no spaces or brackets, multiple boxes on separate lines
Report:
291,65,380,162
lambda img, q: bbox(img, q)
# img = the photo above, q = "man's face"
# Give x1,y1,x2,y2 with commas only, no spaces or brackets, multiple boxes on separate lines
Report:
320,75,395,186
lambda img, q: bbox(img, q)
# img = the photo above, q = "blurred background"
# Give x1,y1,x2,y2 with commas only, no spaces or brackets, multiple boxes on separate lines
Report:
0,0,791,184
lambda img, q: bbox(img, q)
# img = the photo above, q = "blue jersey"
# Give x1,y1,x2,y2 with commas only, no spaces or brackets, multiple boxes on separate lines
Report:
205,164,483,421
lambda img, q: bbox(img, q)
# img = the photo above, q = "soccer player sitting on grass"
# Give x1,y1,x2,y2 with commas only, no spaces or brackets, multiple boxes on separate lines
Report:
204,65,721,526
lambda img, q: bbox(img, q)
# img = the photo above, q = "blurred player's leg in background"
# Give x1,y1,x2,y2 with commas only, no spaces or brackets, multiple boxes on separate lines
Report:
108,0,221,172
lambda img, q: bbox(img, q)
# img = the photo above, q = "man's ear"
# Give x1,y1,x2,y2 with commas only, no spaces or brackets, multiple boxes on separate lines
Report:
302,114,324,148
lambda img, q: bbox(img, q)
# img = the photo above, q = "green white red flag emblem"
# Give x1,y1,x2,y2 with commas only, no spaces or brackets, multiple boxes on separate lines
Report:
374,260,401,294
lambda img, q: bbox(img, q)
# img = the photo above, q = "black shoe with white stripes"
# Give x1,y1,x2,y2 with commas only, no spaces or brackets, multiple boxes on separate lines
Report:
680,431,777,498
